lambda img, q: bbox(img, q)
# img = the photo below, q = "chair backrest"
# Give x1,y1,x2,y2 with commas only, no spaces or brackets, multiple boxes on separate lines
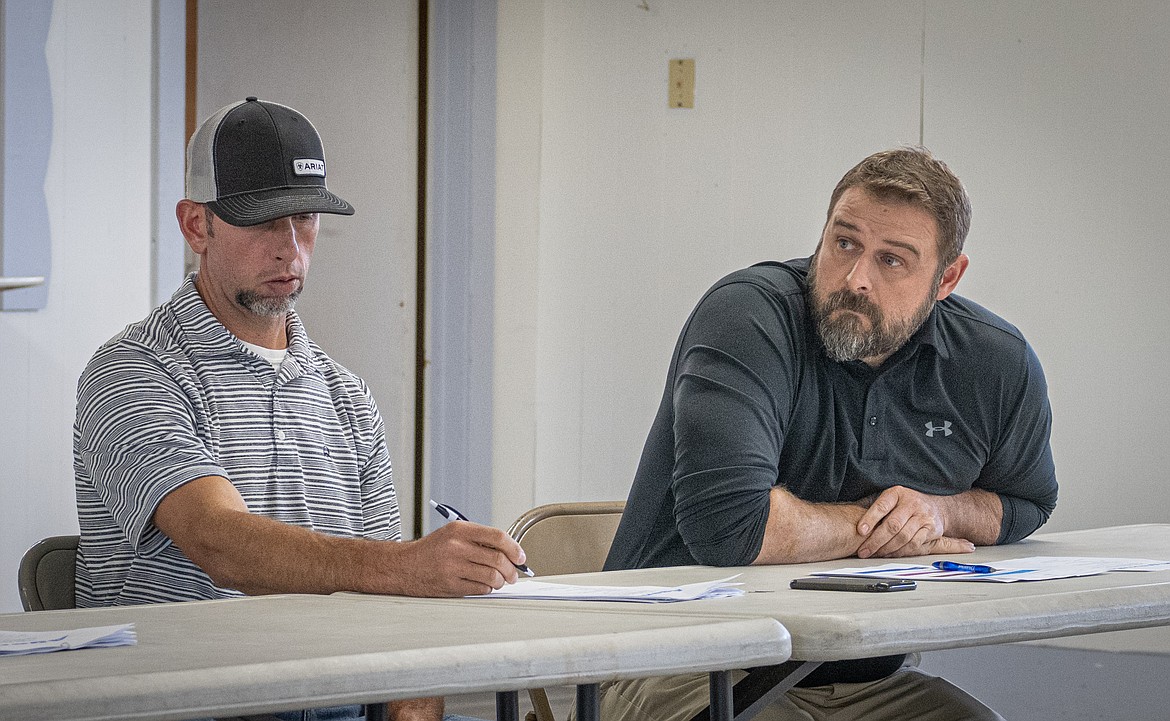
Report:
18,535,79,611
507,501,625,576
509,502,627,721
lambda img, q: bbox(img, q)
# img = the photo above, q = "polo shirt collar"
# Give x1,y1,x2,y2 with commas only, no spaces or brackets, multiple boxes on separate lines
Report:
915,304,952,360
874,304,952,368
282,312,321,374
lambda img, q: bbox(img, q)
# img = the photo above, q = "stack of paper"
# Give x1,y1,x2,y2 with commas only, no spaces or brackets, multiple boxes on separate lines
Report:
0,624,137,656
813,556,1170,583
471,575,744,602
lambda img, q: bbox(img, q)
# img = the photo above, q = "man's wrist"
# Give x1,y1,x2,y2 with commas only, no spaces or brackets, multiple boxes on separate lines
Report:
940,489,1002,545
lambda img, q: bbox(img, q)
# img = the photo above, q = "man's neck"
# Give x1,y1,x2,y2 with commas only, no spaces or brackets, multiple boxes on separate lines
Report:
236,321,289,350
193,275,289,349
861,351,893,368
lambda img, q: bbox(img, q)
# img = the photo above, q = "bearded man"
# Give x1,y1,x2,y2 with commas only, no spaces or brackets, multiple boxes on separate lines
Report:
602,147,1057,721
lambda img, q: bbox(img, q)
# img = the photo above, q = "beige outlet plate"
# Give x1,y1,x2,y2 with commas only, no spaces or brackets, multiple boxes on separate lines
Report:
669,58,695,108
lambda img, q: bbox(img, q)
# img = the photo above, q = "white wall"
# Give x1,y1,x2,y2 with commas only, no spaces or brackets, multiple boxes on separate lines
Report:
492,0,544,528
494,0,932,524
196,0,421,534
0,0,155,613
924,0,1170,532
492,0,1170,540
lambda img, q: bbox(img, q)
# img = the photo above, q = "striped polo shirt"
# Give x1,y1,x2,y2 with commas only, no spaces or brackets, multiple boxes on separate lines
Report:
74,274,401,606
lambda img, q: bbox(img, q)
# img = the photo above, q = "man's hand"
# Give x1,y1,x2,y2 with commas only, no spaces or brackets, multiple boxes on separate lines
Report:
385,520,526,597
856,486,972,558
855,485,1004,557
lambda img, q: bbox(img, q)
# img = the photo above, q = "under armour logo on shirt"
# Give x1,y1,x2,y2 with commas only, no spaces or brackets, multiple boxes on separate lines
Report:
925,421,953,438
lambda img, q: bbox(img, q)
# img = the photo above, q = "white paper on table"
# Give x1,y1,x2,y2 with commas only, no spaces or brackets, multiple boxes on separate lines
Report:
812,556,1170,583
1099,558,1170,572
468,575,744,602
0,624,136,656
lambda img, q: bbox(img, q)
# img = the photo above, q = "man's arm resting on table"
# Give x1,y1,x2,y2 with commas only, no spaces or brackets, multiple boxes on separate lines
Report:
855,486,1001,558
152,475,526,597
752,486,979,565
751,486,867,565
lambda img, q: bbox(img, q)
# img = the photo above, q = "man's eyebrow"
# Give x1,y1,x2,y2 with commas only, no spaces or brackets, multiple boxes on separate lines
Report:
831,218,922,258
882,238,921,258
832,219,861,234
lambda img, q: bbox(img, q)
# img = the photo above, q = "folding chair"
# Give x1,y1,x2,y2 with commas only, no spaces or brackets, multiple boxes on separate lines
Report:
507,501,626,721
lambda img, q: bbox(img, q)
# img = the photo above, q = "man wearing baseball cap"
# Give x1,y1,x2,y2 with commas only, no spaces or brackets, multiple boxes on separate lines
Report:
73,98,520,721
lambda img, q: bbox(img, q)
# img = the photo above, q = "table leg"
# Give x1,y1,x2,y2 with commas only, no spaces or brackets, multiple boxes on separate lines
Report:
576,682,601,721
708,670,734,721
365,704,389,721
497,690,521,721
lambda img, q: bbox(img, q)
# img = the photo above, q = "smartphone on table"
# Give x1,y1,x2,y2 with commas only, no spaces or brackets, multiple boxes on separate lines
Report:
789,576,917,592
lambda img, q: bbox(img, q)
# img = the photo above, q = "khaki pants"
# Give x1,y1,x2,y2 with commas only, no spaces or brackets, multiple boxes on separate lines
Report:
592,668,1004,721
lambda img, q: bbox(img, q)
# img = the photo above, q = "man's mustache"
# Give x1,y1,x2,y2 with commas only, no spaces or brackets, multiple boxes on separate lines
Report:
822,288,881,321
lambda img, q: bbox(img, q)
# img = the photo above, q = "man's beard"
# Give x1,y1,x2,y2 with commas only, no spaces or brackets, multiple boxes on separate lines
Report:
236,288,301,317
807,261,938,363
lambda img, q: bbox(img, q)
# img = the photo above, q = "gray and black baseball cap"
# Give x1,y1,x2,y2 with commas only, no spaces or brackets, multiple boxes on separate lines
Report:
185,97,355,227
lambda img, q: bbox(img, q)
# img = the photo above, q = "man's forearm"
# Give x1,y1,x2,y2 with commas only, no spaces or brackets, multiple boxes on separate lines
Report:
168,503,398,596
752,486,867,564
152,475,525,598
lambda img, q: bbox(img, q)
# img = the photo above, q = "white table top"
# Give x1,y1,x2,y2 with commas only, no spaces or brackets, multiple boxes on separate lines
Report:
0,593,790,721
491,524,1170,661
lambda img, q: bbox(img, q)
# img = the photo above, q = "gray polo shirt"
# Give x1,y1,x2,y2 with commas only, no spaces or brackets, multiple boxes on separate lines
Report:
74,275,400,607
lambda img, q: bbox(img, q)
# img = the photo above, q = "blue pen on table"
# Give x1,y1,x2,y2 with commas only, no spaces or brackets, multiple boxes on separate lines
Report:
429,500,535,577
932,560,998,574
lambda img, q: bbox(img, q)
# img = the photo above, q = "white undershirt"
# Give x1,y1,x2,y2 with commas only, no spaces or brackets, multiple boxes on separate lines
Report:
241,340,287,372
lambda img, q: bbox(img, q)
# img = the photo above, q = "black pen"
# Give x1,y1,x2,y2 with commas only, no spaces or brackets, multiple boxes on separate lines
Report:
429,499,535,577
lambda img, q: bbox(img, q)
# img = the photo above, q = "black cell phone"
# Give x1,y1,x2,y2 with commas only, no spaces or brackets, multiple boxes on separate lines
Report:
789,576,917,592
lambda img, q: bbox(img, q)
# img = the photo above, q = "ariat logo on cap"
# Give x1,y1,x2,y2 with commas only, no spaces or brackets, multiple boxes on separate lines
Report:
293,158,326,177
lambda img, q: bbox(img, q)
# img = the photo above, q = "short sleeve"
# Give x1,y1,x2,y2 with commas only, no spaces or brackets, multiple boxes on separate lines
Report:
355,384,401,541
74,342,226,557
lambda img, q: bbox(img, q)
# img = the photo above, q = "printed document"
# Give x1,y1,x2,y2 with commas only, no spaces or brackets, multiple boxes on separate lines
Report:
469,575,744,602
0,624,136,656
813,557,1170,583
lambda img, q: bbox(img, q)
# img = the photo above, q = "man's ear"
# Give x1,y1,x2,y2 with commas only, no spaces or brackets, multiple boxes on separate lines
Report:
935,253,969,301
176,199,210,254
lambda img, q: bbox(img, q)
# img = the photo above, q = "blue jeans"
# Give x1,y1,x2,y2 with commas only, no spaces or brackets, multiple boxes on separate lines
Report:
192,706,364,721
273,705,365,721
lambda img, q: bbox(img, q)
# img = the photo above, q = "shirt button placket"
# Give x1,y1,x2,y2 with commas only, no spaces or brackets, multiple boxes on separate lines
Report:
860,388,887,460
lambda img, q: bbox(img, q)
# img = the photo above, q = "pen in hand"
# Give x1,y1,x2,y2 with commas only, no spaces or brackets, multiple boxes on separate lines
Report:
429,499,535,577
